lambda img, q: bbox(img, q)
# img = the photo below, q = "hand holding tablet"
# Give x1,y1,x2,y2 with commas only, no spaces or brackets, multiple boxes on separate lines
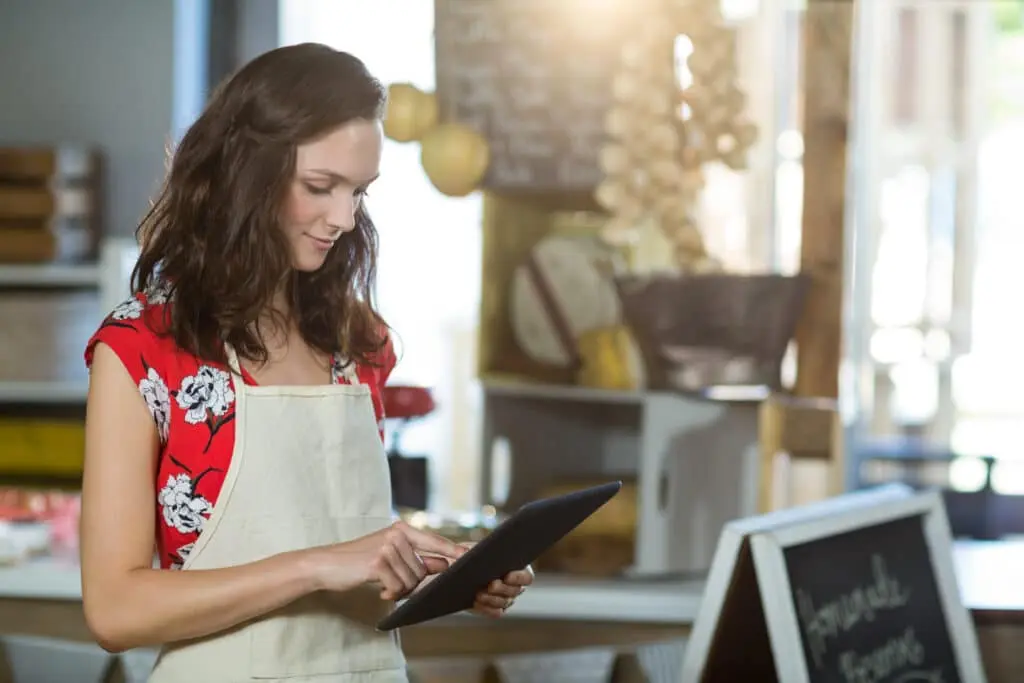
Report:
463,560,535,618
377,480,623,630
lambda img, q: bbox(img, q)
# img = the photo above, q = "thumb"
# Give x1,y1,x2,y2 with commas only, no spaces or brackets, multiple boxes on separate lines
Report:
422,555,452,574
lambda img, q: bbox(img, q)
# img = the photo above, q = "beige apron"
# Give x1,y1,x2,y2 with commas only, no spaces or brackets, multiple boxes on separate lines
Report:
148,347,407,683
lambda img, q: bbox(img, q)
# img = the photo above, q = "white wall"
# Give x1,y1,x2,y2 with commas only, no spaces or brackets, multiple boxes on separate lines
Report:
0,0,181,237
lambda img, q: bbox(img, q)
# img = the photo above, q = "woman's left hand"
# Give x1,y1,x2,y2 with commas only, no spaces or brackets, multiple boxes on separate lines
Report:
471,564,535,618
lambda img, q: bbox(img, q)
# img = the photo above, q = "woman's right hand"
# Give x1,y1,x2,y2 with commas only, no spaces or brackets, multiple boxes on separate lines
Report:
306,521,467,600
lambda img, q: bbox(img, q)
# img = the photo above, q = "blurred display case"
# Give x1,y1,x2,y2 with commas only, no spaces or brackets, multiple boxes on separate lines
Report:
0,238,138,484
478,380,764,578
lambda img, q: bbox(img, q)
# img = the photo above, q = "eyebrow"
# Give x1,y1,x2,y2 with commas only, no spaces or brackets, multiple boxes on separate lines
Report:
307,169,379,186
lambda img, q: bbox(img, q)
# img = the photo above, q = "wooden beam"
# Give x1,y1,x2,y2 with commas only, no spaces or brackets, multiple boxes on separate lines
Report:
793,0,856,400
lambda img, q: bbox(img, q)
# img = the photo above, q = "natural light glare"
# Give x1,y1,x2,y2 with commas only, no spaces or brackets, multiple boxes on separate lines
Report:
948,456,988,493
279,0,484,512
766,0,1024,498
952,354,1024,415
720,0,760,22
674,34,695,91
923,328,950,361
274,0,1024,505
888,359,938,425
870,327,924,364
774,146,803,273
776,130,804,159
973,124,1024,359
868,327,951,366
951,416,1024,460
992,461,1024,495
871,166,930,328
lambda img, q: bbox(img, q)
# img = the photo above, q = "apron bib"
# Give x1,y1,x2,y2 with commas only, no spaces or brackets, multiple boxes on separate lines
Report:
148,347,407,683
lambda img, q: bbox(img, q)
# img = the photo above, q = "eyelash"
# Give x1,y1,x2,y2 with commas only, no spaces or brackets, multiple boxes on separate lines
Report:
304,183,369,199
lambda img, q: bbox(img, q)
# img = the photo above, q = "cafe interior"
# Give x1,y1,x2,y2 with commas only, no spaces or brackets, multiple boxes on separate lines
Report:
1,0,1022,681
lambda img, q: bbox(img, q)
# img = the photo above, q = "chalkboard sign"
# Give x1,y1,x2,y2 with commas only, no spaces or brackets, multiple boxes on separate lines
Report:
784,516,959,683
681,485,987,683
433,0,639,192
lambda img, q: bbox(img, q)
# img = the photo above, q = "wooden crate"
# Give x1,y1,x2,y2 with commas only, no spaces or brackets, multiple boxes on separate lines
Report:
0,147,103,264
477,190,604,385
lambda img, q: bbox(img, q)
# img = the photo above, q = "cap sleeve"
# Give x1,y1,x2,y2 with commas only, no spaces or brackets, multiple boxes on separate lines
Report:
85,294,171,440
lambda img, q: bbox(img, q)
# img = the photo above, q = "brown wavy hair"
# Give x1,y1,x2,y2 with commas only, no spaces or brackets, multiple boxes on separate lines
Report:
132,43,389,368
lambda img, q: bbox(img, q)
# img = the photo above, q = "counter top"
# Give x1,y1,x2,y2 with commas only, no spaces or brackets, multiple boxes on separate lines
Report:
506,575,705,623
0,557,706,623
953,538,1024,622
1,540,1021,624
0,556,81,601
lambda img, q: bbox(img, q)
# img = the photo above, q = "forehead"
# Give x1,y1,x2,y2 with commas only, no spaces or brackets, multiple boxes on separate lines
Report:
295,119,382,182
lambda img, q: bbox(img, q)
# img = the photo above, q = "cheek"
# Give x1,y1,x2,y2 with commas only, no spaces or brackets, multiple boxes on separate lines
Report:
281,187,323,232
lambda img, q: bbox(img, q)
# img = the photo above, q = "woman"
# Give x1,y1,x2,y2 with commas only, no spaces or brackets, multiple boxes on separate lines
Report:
80,43,532,682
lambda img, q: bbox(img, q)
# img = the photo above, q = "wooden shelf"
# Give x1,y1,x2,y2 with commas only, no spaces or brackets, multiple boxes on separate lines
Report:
481,377,644,404
480,377,769,405
0,263,101,288
0,381,89,405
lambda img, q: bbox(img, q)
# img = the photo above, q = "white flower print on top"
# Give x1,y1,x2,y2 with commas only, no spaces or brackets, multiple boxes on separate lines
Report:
158,473,212,535
111,297,144,321
169,542,195,570
173,365,236,452
138,367,171,442
177,366,234,423
331,355,360,385
145,280,172,305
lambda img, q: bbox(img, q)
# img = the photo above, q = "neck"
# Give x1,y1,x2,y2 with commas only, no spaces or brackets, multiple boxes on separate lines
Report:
270,288,290,318
252,286,293,343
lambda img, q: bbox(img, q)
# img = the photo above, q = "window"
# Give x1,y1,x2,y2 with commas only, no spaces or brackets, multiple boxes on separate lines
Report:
783,0,1024,493
276,0,822,506
280,1,484,511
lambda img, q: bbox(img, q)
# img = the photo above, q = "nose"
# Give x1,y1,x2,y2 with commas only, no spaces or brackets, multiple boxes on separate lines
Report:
326,193,357,234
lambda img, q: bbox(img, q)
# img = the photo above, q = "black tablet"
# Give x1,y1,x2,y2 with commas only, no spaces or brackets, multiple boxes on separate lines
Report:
376,480,622,631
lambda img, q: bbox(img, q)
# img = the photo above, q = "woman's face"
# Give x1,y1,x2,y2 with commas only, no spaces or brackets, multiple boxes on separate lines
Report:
282,118,383,272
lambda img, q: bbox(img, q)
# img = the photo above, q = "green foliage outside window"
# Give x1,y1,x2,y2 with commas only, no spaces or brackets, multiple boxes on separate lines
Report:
994,0,1024,35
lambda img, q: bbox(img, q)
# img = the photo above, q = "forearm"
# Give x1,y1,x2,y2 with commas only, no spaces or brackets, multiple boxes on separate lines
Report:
84,549,322,652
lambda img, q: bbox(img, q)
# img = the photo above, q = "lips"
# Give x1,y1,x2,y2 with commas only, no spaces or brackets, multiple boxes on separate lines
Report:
308,234,335,250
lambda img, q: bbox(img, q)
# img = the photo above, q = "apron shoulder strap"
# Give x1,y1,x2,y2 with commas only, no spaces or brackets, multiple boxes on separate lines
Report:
224,343,244,375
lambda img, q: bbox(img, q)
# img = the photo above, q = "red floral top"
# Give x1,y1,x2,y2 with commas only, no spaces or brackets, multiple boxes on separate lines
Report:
84,285,397,570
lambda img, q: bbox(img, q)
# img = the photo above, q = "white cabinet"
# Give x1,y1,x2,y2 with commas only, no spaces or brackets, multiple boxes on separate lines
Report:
479,380,763,575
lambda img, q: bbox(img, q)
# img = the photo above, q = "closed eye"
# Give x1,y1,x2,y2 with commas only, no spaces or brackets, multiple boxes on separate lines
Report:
303,182,332,196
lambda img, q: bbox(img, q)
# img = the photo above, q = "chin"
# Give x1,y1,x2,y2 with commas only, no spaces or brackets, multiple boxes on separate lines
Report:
292,251,330,273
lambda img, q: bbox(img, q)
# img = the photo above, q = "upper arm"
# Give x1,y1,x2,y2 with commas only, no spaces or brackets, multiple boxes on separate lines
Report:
81,310,164,607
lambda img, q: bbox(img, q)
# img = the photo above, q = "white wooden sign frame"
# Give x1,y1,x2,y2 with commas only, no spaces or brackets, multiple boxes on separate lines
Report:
680,484,987,683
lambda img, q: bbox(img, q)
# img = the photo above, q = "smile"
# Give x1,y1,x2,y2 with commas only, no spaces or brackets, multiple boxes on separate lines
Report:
307,234,336,251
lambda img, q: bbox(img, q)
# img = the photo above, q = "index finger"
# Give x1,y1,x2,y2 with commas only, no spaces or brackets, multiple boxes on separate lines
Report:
399,523,467,560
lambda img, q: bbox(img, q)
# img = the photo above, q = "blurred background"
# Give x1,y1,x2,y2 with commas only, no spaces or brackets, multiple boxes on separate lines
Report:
1,0,1024,681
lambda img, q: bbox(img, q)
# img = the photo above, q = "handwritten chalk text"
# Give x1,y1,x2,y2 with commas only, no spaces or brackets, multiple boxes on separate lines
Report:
797,554,912,668
838,627,934,683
